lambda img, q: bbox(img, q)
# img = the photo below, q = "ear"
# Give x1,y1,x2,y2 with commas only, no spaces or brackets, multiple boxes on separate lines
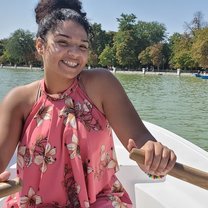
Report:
36,38,45,55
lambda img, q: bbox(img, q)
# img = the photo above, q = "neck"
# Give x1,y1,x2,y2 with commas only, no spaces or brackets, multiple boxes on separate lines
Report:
44,74,75,94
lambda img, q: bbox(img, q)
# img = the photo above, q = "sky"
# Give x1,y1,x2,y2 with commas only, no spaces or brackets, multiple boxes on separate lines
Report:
0,0,208,39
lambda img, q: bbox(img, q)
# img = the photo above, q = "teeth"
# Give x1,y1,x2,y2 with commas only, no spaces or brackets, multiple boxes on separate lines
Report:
63,60,78,67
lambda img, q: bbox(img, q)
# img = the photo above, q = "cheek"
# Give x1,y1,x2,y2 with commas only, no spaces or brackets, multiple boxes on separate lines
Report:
46,45,61,55
44,47,63,63
84,51,89,62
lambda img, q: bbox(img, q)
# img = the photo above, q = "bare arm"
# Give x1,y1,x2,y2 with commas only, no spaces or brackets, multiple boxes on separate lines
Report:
0,87,26,173
86,69,155,148
108,76,155,146
84,69,176,176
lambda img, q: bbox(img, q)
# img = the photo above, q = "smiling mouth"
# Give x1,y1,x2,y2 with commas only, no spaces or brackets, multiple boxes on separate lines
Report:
62,60,79,68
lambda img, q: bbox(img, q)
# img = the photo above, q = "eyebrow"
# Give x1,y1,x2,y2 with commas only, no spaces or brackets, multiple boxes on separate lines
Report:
55,33,89,43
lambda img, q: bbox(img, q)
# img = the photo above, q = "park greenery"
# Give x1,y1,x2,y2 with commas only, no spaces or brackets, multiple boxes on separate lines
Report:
0,11,208,71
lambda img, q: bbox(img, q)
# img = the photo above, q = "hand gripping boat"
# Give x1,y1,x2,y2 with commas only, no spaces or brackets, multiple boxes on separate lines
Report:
114,121,208,208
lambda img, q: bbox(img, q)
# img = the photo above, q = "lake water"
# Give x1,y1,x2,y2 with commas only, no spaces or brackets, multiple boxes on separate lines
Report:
0,68,207,151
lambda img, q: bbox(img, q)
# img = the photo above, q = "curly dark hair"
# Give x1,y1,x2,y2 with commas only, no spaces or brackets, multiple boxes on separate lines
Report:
35,0,91,38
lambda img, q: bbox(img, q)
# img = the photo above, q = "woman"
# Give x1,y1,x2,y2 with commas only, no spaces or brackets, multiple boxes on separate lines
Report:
0,0,176,207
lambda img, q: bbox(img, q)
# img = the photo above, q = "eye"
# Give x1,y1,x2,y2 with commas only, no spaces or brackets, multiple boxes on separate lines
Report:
79,44,88,51
56,40,69,47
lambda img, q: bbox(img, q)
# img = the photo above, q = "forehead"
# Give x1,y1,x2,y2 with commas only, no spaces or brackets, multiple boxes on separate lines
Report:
50,20,88,40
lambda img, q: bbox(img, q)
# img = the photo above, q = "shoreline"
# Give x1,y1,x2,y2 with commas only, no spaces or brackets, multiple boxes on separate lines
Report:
0,66,42,71
113,70,193,76
1,66,193,76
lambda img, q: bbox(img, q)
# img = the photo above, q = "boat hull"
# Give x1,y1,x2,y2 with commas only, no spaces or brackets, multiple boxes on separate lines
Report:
193,73,208,79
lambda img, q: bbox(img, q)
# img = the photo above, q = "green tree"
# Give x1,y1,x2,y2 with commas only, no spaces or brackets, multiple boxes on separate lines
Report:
99,45,116,67
89,23,110,66
0,38,8,64
192,28,208,68
117,13,137,31
139,43,167,70
149,43,164,70
88,51,98,67
105,31,116,47
114,30,138,68
114,14,139,68
0,40,5,56
5,29,35,65
135,21,166,51
169,33,196,69
138,47,151,66
137,21,167,69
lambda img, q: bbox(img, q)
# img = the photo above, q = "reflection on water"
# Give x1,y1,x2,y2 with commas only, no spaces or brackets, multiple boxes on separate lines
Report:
0,68,207,151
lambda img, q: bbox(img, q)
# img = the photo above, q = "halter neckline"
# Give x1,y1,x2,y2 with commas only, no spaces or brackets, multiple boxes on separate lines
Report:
40,78,78,100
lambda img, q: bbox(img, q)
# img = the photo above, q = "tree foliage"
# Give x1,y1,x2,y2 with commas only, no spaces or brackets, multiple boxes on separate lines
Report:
169,33,197,69
114,30,138,67
136,21,166,49
139,43,167,70
0,11,208,70
99,45,116,67
4,29,35,65
89,23,111,66
117,13,137,31
138,47,151,66
192,28,208,68
0,39,8,64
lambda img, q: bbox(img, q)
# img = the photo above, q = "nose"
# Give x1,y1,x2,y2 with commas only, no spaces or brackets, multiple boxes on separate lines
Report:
67,45,80,57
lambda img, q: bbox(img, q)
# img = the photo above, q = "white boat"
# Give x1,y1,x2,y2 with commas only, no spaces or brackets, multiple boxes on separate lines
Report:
114,121,208,208
0,121,208,207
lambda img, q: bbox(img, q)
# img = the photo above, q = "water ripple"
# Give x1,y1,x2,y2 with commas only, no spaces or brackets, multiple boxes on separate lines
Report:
116,74,208,151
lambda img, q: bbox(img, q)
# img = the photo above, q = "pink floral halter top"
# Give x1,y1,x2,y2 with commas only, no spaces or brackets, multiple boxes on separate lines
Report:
4,78,132,208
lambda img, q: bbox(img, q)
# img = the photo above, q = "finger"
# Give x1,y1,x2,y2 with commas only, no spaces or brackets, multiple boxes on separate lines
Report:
142,142,154,171
127,139,137,152
156,147,171,174
149,142,163,174
164,150,177,173
0,171,11,181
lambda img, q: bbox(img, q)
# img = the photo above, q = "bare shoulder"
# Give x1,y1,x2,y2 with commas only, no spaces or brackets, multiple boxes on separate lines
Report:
81,68,120,90
1,80,40,119
83,67,115,78
80,68,126,113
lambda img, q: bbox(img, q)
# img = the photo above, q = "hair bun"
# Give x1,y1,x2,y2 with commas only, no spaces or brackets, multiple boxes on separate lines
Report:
35,0,85,24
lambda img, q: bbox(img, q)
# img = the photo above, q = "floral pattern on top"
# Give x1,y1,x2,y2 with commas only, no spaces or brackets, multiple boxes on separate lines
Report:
74,99,101,131
34,105,52,127
20,187,42,208
66,134,81,160
34,142,56,173
63,164,81,208
17,136,56,174
17,146,32,169
5,79,132,207
109,195,128,208
92,145,119,181
59,96,101,131
112,180,125,193
59,97,77,129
